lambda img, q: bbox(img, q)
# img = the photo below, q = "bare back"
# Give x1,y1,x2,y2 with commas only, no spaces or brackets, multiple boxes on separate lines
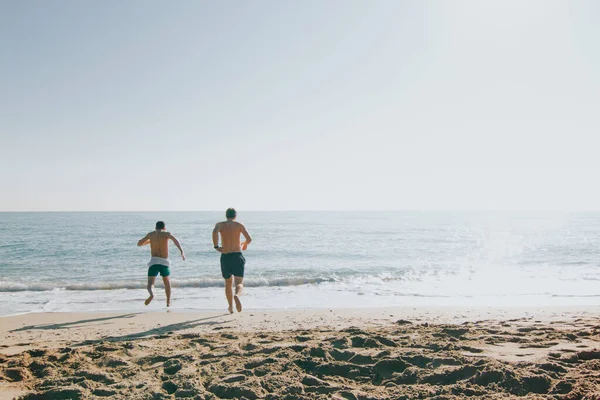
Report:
217,221,246,254
147,231,171,258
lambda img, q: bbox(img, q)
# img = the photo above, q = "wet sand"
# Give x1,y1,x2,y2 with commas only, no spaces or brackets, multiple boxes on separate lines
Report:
2,306,600,399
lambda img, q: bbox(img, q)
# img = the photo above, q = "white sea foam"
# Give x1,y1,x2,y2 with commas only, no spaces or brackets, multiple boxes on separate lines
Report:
0,276,333,292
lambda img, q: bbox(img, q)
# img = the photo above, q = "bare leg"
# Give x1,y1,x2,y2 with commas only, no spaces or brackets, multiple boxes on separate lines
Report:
162,276,171,307
145,276,156,305
224,277,234,314
233,276,243,312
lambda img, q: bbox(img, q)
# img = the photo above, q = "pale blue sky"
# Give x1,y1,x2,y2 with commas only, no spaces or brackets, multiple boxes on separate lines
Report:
1,1,599,211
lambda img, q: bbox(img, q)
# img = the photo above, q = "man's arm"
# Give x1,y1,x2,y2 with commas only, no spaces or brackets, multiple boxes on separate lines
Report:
212,223,222,252
241,224,252,250
137,233,151,247
168,233,185,260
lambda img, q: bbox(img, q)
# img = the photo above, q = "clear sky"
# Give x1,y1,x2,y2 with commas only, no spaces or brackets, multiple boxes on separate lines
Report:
1,1,599,211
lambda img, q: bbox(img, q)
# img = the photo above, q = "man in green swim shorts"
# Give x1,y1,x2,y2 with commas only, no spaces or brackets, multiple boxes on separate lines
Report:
137,221,185,307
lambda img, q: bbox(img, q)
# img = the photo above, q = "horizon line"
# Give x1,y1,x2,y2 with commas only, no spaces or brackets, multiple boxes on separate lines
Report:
1,209,599,213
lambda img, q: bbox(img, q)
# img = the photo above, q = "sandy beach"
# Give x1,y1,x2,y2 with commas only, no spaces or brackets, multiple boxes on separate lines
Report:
2,306,600,399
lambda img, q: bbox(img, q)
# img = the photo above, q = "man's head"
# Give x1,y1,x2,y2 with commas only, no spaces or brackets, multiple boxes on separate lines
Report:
225,208,237,220
155,221,166,230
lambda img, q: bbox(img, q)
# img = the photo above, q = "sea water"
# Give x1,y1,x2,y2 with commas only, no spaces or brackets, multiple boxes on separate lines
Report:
0,211,599,316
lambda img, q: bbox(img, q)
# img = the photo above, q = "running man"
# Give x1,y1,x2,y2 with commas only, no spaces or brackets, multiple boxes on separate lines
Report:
213,208,252,313
137,221,185,307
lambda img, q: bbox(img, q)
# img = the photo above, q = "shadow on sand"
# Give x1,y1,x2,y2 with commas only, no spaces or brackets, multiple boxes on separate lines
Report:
73,314,231,346
10,313,142,332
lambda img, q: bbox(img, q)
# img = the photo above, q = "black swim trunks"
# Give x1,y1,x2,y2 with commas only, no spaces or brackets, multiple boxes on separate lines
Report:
220,252,246,279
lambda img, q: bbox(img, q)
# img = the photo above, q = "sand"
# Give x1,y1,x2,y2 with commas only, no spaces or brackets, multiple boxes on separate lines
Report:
2,306,600,399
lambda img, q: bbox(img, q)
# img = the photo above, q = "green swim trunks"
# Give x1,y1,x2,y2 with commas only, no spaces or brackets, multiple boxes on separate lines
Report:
148,264,171,277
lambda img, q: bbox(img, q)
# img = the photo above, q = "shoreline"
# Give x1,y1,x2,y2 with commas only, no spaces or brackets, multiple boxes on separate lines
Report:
3,303,600,317
2,306,600,399
3,289,600,318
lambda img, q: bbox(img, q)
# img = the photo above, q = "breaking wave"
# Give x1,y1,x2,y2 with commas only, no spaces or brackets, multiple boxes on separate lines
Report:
0,276,337,292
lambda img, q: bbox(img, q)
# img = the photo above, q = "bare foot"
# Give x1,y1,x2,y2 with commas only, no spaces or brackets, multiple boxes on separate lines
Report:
166,300,171,307
228,306,234,314
234,295,242,312
144,295,154,306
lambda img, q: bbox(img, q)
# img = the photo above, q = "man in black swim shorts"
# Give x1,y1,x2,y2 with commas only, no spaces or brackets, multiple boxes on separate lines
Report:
212,208,252,313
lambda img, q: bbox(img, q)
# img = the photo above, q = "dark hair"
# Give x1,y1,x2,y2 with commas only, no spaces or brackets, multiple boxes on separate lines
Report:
155,221,165,230
225,208,237,219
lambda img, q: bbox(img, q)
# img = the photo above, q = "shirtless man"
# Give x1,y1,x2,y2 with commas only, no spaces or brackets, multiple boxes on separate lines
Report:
212,208,252,313
137,221,185,307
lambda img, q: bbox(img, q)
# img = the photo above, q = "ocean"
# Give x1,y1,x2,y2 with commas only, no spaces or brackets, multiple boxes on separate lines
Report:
0,211,599,316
